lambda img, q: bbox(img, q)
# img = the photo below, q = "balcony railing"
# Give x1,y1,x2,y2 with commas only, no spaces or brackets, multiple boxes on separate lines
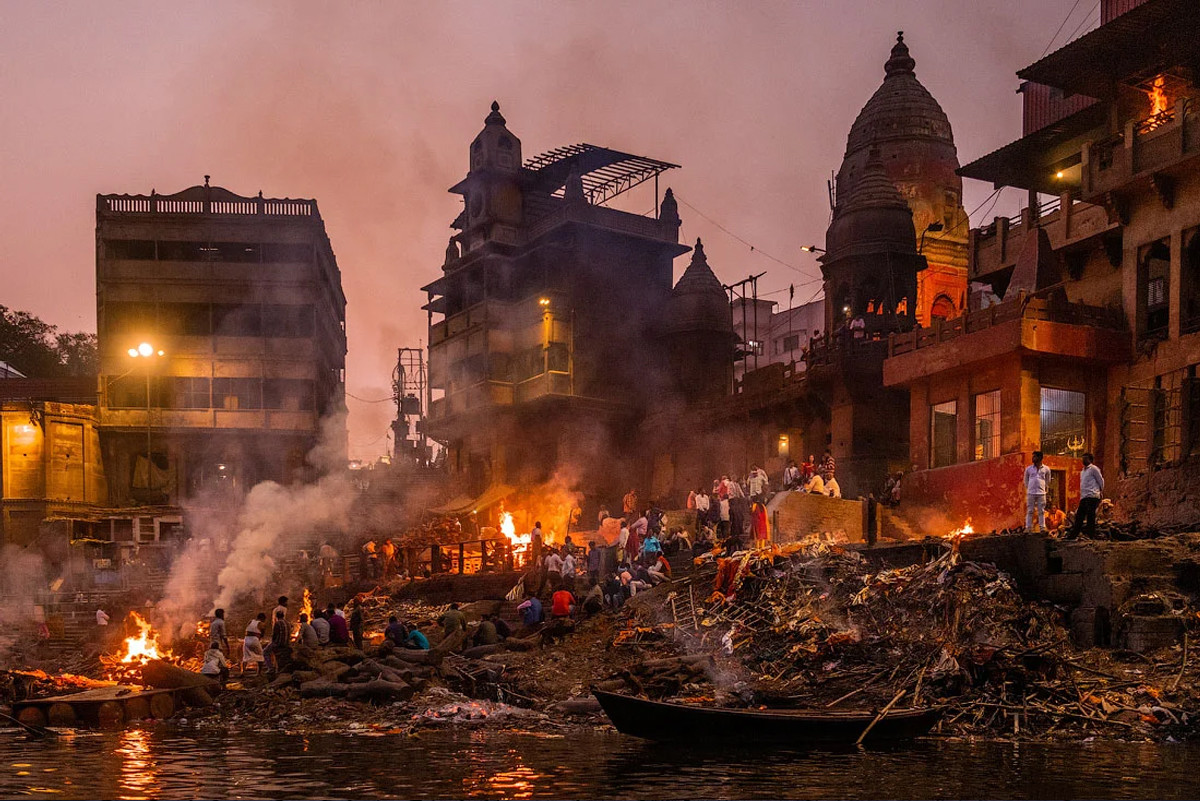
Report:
1084,99,1199,199
887,293,1125,358
970,197,1116,280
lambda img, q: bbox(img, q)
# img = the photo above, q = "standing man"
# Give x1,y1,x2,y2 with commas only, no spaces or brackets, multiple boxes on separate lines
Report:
1023,451,1052,533
349,601,364,651
210,608,229,653
1068,453,1105,540
622,488,638,521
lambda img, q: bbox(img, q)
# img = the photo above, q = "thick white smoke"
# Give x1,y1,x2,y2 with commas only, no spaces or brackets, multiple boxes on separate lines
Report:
159,411,356,637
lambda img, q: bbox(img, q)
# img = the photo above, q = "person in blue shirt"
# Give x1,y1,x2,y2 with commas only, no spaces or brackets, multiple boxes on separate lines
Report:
517,594,543,628
641,533,662,566
404,625,430,650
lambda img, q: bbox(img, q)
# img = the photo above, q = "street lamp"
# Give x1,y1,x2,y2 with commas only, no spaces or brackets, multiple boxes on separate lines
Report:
128,342,165,484
918,221,944,254
800,245,826,254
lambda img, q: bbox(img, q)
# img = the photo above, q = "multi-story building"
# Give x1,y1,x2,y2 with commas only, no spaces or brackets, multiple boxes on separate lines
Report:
422,103,687,500
96,180,347,506
731,297,826,385
883,0,1200,529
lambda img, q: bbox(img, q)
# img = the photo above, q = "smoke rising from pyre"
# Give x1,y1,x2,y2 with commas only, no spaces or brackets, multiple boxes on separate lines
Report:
159,413,356,638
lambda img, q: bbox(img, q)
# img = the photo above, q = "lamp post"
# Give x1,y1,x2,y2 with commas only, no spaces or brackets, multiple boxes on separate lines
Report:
127,342,164,482
918,221,944,254
800,245,826,254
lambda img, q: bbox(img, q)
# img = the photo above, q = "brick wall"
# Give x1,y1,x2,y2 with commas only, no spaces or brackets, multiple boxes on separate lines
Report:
771,492,864,543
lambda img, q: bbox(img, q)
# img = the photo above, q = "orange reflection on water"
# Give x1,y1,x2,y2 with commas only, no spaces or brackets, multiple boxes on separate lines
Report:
116,728,161,801
461,749,540,799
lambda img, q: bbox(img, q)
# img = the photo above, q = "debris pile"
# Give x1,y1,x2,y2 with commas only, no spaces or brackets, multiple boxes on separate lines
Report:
617,539,1200,740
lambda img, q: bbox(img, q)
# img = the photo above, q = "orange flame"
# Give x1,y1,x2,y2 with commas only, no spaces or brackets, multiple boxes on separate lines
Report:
120,611,163,664
1148,76,1169,116
948,520,975,540
500,511,531,553
301,588,313,620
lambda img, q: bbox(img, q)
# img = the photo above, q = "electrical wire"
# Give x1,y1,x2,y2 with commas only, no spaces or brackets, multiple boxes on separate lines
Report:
1039,0,1086,58
1063,1,1101,45
674,193,823,281
346,391,395,404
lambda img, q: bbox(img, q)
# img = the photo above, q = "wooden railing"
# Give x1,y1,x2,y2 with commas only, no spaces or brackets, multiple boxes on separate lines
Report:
887,294,1125,357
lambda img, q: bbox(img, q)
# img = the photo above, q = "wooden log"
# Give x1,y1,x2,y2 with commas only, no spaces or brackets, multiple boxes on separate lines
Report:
320,662,353,680
149,693,176,720
291,670,321,684
300,678,350,698
432,629,467,659
181,687,213,707
346,679,415,705
592,678,628,692
462,644,507,659
97,701,126,729
386,650,434,665
140,660,219,692
121,698,150,721
555,697,603,715
17,706,47,728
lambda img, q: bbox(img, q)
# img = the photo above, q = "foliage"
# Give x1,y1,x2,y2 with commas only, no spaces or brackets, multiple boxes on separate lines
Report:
0,305,97,378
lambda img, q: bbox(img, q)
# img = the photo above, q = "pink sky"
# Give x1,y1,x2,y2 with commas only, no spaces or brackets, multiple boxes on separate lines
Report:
0,1,1094,458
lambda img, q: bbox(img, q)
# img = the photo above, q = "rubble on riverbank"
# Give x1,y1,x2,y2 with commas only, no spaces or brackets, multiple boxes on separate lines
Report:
5,536,1200,742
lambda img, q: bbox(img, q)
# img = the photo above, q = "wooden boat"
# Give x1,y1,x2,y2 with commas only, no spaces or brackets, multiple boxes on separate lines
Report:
593,689,941,744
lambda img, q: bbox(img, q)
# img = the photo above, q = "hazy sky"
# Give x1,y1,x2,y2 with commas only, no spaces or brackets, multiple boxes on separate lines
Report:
0,1,1097,458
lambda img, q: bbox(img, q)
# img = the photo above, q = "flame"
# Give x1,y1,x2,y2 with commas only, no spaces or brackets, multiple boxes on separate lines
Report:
1149,75,1169,116
119,611,163,664
500,511,531,553
295,587,315,637
948,520,975,539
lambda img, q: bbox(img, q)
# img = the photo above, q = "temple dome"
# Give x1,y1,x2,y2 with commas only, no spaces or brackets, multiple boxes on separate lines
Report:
844,32,954,156
664,239,733,336
824,149,916,262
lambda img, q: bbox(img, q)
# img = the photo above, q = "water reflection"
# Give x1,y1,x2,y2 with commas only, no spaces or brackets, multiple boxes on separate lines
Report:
115,728,159,800
0,727,1197,800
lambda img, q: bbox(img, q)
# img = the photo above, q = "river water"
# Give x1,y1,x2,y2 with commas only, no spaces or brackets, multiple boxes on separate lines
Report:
0,727,1197,799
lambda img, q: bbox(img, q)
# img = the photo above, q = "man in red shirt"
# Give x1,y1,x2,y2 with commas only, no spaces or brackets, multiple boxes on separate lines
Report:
551,588,576,619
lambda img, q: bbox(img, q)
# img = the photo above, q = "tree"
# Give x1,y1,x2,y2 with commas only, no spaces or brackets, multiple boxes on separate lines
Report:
0,305,97,378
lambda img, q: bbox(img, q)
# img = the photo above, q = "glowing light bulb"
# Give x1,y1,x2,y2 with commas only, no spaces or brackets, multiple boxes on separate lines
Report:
127,348,139,357
137,343,153,357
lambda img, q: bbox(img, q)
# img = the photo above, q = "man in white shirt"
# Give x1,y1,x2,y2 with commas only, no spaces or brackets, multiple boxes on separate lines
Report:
825,474,842,499
803,472,825,495
1068,452,1104,540
748,467,766,502
1023,451,1052,532
545,549,564,590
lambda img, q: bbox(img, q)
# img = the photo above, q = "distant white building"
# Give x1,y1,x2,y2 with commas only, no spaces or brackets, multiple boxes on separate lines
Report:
0,362,27,379
732,297,825,383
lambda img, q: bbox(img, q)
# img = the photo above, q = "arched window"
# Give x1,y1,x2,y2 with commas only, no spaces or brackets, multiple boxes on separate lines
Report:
930,294,955,321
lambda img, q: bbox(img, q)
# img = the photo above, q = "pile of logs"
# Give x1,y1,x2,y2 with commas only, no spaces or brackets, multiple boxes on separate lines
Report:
595,654,716,699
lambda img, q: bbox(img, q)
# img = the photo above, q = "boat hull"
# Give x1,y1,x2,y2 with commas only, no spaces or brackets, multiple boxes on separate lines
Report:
593,690,941,744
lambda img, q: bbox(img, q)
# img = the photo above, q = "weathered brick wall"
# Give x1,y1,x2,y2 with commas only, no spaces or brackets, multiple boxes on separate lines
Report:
771,492,864,543
1112,461,1200,529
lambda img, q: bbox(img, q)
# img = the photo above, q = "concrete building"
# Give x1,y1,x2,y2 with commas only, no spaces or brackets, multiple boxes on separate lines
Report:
883,0,1200,529
422,103,688,501
731,296,825,385
96,180,347,506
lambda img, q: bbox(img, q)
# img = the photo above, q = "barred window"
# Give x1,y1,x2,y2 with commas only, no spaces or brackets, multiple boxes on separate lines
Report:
171,377,210,409
1040,387,1086,456
213,378,261,410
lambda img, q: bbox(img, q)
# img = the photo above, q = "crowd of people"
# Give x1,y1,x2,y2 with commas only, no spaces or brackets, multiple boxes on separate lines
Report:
199,594,436,684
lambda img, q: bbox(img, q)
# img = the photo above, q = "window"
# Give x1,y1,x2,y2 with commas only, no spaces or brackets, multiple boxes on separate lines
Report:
262,243,313,263
1183,229,1200,333
213,304,261,337
1040,387,1086,456
930,295,956,321
263,379,314,411
213,378,261,410
107,376,146,408
170,377,210,409
782,334,800,352
1139,238,1171,338
547,342,570,373
930,400,958,468
263,305,314,338
1188,365,1200,457
158,303,211,336
974,390,1001,460
105,239,156,260
104,302,154,335
157,241,208,261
